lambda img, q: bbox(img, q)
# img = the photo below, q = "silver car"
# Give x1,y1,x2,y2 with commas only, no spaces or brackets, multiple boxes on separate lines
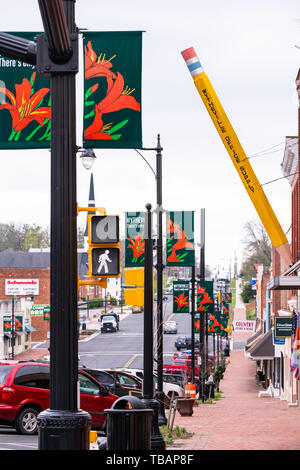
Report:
164,320,177,334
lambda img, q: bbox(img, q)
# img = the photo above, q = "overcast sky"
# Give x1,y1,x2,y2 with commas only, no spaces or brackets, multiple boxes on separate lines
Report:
0,0,299,277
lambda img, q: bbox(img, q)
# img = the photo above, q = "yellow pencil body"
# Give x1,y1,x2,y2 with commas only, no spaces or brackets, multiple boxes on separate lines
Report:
181,47,292,265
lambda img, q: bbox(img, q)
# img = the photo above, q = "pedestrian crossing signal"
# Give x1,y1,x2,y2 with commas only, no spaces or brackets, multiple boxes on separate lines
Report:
88,214,120,278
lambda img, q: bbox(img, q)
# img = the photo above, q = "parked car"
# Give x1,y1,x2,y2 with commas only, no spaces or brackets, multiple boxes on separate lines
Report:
164,320,177,334
116,368,184,402
132,305,144,313
0,360,118,435
80,366,142,398
175,336,200,351
104,370,143,395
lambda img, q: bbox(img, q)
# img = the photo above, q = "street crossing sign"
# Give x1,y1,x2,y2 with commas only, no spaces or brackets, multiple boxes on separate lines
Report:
88,214,120,278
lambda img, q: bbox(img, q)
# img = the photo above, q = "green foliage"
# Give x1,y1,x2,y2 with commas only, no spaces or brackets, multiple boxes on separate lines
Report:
160,425,193,445
0,223,50,252
241,281,256,304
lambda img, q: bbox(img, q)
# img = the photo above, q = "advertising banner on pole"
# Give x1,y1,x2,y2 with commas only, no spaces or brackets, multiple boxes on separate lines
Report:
83,31,143,149
0,32,51,149
197,280,214,314
172,280,190,313
166,211,195,267
125,212,145,267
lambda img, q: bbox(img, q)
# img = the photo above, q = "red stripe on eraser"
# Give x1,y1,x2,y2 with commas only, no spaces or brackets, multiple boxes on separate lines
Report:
181,47,197,61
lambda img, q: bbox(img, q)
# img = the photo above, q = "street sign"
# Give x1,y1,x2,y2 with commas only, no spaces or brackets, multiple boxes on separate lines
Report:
252,278,257,290
5,279,39,296
88,214,120,278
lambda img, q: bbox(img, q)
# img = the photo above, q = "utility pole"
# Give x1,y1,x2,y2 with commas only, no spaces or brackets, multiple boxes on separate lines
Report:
191,266,195,383
199,208,206,400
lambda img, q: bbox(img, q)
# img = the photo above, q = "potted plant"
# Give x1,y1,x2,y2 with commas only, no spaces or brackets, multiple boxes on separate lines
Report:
176,397,194,416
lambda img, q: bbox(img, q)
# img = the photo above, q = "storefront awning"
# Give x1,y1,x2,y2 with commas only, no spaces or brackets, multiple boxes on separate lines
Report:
25,325,36,333
248,329,274,360
267,276,300,290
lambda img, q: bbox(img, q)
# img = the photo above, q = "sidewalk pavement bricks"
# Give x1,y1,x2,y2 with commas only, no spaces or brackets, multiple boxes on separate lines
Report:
166,303,300,451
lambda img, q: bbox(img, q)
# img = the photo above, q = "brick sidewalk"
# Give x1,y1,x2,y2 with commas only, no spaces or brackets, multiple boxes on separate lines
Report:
167,305,300,451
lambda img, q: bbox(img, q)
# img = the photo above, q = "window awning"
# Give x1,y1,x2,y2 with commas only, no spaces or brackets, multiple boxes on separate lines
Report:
25,325,36,333
267,276,300,290
247,329,274,360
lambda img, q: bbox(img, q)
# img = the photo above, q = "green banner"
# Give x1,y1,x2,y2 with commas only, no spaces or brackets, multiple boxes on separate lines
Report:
0,32,51,149
166,211,195,266
197,281,214,314
224,292,232,303
83,31,142,149
3,315,23,332
125,212,145,267
222,301,230,319
208,310,227,336
173,280,190,313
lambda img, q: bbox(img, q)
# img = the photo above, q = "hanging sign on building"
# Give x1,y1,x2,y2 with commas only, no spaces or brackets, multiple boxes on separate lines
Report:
5,279,39,296
233,320,256,332
274,316,293,338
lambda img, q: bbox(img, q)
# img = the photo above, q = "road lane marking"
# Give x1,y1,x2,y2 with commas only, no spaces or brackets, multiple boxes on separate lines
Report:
123,354,137,368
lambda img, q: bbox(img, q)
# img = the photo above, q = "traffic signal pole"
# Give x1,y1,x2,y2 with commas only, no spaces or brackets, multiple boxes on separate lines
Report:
36,0,91,449
199,208,206,401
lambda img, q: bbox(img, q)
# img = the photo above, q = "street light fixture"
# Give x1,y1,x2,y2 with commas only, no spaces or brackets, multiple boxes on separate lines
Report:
79,148,97,171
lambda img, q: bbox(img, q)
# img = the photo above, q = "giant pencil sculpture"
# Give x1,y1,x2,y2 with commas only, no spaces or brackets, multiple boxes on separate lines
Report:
181,47,292,267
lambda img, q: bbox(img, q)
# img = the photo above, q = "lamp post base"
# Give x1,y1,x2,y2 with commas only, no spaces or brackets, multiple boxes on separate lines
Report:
141,398,166,451
37,409,91,450
155,391,167,426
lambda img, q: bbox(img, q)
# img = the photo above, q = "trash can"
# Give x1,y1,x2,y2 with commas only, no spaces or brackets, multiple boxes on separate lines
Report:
204,379,215,400
105,396,153,450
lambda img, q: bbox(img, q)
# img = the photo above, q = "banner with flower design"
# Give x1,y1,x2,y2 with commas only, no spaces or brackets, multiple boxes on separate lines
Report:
83,31,142,149
197,281,214,314
208,310,228,336
0,32,51,149
173,280,190,313
125,211,145,267
166,211,195,267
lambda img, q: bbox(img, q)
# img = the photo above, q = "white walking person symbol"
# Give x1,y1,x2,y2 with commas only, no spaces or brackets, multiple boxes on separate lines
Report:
98,250,112,274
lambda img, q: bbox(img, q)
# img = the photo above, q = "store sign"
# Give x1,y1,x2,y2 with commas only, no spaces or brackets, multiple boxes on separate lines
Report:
233,320,256,332
5,279,39,296
274,316,293,338
31,304,49,316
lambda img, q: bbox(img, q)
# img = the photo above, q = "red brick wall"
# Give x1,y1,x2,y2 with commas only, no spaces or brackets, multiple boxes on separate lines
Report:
0,268,50,342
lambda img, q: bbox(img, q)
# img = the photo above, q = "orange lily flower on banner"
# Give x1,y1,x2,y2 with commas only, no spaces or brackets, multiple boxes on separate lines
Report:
84,105,113,140
174,293,189,309
167,215,194,263
85,41,116,92
0,78,50,132
126,233,145,259
197,286,213,312
97,72,140,115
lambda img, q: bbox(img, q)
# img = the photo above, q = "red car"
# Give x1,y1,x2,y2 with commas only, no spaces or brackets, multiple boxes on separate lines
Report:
0,360,118,435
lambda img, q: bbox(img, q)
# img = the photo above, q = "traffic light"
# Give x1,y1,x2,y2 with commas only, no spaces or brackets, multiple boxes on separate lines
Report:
87,214,120,278
217,291,221,304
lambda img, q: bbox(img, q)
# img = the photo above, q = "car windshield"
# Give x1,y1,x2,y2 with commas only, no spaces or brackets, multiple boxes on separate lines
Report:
0,365,13,384
102,316,114,321
166,321,176,326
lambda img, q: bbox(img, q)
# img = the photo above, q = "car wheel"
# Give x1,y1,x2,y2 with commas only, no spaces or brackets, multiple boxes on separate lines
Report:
15,407,39,435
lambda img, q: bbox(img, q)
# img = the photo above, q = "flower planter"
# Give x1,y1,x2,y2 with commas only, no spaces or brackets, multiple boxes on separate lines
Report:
176,398,194,416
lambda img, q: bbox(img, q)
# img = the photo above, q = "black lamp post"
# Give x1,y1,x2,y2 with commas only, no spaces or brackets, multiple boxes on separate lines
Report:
136,134,167,425
141,204,165,450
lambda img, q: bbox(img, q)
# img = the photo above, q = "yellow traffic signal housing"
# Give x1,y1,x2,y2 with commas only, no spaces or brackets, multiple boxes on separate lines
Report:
87,214,120,278
124,288,144,307
124,267,144,287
